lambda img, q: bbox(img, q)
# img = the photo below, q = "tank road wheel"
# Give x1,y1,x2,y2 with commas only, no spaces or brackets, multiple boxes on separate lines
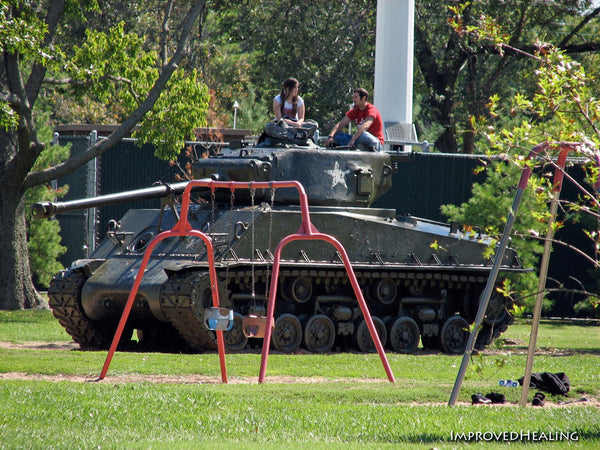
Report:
287,276,313,303
389,316,420,353
272,314,303,353
354,317,387,353
304,314,335,353
461,290,478,323
224,312,248,352
370,278,397,305
440,316,469,354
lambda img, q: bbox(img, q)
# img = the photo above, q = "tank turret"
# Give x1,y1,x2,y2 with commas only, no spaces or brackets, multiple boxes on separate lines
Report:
34,139,525,355
192,145,393,207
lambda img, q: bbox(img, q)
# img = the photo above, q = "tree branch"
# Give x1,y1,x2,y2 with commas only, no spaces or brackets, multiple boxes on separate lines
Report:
25,0,66,107
23,1,206,190
43,75,134,86
513,232,600,269
160,1,175,67
559,7,600,48
3,49,42,181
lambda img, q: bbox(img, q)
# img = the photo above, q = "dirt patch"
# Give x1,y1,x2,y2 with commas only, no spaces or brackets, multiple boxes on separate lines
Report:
0,371,383,385
1,341,598,408
0,341,79,351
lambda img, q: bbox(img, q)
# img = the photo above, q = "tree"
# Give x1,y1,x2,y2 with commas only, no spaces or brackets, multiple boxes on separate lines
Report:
442,4,600,315
199,0,378,133
0,0,208,310
25,120,70,289
414,0,600,153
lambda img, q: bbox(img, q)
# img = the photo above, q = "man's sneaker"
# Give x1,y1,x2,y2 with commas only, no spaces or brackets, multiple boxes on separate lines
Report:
471,393,492,404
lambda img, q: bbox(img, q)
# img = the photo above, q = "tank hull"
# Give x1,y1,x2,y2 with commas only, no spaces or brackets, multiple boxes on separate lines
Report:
49,200,522,354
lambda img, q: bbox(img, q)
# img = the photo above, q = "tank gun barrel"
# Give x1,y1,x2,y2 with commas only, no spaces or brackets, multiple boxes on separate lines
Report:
31,180,202,219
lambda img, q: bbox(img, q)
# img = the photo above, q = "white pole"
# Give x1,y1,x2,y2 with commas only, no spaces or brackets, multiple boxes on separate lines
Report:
233,101,239,129
374,0,414,125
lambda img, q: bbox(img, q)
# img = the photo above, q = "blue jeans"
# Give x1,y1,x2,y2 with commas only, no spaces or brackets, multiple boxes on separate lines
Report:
334,131,381,151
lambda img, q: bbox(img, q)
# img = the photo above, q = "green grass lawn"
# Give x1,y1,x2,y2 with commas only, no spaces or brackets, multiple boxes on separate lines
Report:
1,310,599,449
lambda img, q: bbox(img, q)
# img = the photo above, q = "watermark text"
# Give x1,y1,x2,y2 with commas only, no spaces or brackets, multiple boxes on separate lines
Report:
450,430,579,442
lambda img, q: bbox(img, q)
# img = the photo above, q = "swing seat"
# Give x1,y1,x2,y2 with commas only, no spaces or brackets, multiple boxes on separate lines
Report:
204,307,234,331
242,315,271,338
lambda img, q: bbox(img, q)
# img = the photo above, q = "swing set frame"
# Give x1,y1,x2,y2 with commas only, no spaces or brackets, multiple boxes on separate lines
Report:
98,179,396,384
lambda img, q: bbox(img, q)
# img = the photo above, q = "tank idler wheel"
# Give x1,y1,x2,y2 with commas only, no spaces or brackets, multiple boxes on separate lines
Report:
354,317,387,353
440,316,469,354
223,312,248,352
483,292,510,326
272,313,303,353
463,289,510,326
389,316,420,353
370,278,397,305
286,276,313,303
304,314,335,353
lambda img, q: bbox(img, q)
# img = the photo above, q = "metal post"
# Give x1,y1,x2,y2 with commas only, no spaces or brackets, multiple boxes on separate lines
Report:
448,187,527,406
448,142,550,406
518,192,560,407
51,132,59,192
448,142,586,406
519,148,571,407
85,130,98,257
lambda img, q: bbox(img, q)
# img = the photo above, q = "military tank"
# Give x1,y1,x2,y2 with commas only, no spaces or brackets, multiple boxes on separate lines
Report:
33,136,525,355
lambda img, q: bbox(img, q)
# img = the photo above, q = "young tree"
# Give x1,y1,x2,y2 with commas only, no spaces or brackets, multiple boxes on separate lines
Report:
0,0,208,310
443,3,600,314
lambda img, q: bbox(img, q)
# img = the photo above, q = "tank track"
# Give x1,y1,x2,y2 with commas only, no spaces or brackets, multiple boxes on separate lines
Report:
155,265,513,354
48,265,512,354
159,270,218,351
48,268,112,349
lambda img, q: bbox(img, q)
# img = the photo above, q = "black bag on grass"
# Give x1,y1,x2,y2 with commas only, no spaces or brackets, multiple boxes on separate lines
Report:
518,372,570,395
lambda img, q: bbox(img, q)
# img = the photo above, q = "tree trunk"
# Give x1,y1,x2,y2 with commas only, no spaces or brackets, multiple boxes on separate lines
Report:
462,119,475,155
0,161,45,310
435,126,459,154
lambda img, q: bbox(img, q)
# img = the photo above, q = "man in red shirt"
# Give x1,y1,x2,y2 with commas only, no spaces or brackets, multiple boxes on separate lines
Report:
325,88,384,151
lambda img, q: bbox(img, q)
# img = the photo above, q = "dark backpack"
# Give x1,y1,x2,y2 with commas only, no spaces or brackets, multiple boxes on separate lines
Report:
519,372,570,395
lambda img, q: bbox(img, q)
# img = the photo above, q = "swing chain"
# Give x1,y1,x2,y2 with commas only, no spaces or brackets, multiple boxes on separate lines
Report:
225,188,235,282
250,186,256,302
210,188,216,238
264,185,275,302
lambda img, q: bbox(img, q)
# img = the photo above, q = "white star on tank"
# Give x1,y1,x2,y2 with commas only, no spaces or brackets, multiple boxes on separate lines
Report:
325,161,350,190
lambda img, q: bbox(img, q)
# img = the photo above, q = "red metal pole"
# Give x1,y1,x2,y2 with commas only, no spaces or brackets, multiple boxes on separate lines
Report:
99,195,227,382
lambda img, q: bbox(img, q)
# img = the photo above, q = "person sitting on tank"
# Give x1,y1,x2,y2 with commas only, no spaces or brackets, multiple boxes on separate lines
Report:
325,88,384,151
263,77,319,144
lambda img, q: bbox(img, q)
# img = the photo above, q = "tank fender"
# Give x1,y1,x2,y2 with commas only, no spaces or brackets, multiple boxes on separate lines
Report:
69,259,106,277
162,262,210,275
